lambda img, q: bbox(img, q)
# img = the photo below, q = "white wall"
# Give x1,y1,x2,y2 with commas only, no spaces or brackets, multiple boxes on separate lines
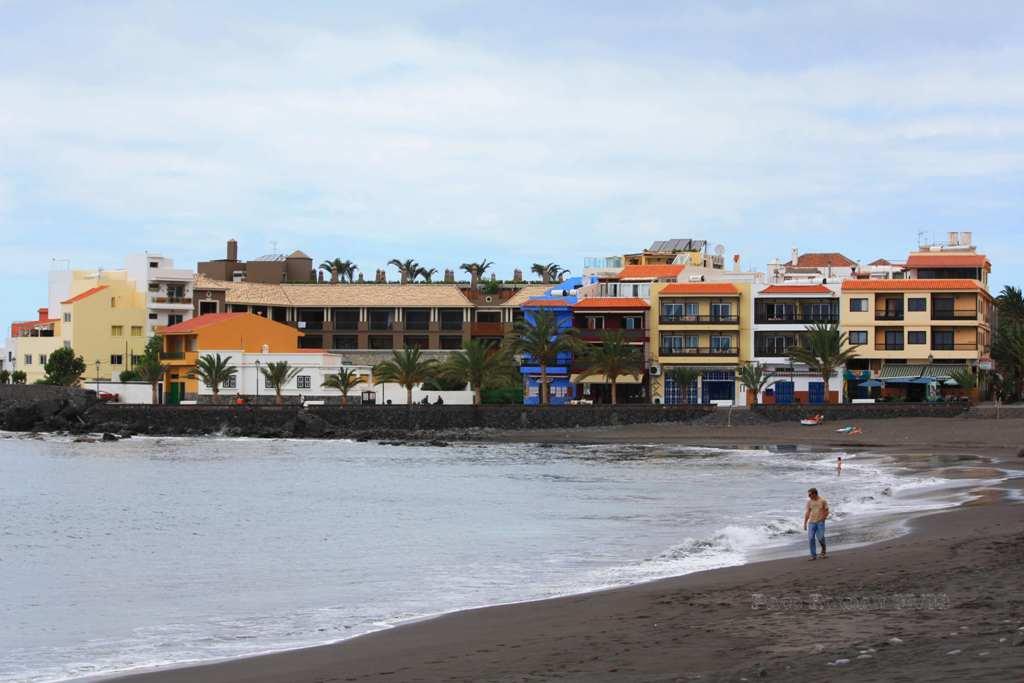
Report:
195,351,375,400
374,384,475,405
83,380,155,404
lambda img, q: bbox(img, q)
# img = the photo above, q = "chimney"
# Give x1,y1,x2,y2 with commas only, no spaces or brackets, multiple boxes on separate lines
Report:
470,266,479,289
732,254,741,273
947,231,959,246
960,231,972,247
357,272,365,283
444,269,455,283
38,307,49,321
227,239,238,261
513,269,523,283
790,247,799,266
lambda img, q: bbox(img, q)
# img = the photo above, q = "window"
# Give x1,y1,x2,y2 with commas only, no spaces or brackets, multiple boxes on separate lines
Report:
131,326,143,337
685,302,699,318
264,376,274,389
805,302,835,320
39,354,48,365
662,303,684,318
199,301,218,315
710,302,732,320
624,316,643,330
764,302,796,321
149,313,158,320
63,313,71,323
148,283,160,291
63,341,71,350
850,298,868,312
908,331,927,344
167,315,183,326
586,316,604,330
222,376,237,389
111,325,123,337
131,354,143,366
149,261,159,268
24,354,32,365
848,331,868,345
932,329,955,350
710,335,732,351
297,375,311,389
110,354,123,365
883,330,903,350
908,298,927,312
110,297,118,308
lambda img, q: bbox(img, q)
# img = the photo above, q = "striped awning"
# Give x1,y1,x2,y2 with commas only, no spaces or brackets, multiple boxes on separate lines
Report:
879,364,967,380
570,373,643,384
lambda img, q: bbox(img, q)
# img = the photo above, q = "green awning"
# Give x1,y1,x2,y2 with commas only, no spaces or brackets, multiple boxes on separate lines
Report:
879,364,926,379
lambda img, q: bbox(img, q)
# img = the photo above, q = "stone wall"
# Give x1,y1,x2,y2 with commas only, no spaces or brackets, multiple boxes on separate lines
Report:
751,403,969,421
0,384,97,431
82,404,717,438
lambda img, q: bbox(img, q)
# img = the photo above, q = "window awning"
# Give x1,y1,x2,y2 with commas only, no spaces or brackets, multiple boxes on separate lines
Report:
570,373,644,384
879,364,968,380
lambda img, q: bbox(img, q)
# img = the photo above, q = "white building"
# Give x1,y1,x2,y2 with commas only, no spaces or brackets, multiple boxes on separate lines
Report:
125,253,195,336
750,283,844,404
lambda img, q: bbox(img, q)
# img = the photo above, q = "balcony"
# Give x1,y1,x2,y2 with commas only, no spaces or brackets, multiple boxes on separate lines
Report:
660,315,739,325
405,320,431,332
878,343,905,351
754,313,838,325
660,346,738,357
368,321,394,331
931,343,978,351
159,351,196,363
578,328,647,342
150,296,193,308
471,322,506,336
931,310,978,321
149,267,194,282
754,345,796,357
875,311,904,321
440,320,464,332
332,319,359,331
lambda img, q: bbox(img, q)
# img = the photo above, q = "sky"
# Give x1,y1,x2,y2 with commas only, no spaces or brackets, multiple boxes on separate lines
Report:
2,0,1023,329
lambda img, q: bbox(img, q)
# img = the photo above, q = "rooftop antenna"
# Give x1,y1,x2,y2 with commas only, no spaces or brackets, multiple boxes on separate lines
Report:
916,230,928,248
270,240,278,255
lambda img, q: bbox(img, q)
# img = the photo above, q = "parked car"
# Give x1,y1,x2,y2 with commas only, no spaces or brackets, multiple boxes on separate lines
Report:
96,391,119,402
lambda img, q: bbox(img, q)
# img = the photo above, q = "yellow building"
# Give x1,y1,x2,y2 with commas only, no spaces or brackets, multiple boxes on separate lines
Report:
61,276,150,382
11,308,62,384
840,279,993,380
650,281,753,404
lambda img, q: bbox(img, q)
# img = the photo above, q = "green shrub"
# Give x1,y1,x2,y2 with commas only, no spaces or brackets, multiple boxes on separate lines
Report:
481,386,523,404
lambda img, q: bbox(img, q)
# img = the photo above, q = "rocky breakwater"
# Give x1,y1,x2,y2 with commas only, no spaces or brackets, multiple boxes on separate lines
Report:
0,385,98,432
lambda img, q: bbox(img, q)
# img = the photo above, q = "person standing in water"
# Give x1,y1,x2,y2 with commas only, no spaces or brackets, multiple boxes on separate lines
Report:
836,456,843,475
803,488,830,560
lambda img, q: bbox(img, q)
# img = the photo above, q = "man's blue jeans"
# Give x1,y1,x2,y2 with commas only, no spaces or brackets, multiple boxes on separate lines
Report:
808,521,826,557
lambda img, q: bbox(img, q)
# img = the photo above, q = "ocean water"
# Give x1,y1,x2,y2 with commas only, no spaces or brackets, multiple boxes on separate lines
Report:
0,433,961,682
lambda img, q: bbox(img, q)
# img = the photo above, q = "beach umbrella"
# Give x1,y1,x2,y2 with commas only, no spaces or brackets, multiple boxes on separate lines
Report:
861,379,885,388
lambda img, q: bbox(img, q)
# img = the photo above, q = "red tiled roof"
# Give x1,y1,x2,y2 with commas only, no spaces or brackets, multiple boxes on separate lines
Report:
842,279,984,291
905,254,990,269
616,264,685,280
661,283,739,295
572,297,650,310
868,258,892,266
787,253,856,268
522,298,573,308
759,284,833,294
161,312,251,334
61,285,108,305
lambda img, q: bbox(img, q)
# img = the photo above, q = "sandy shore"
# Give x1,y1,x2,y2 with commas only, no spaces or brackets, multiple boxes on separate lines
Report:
107,417,1024,683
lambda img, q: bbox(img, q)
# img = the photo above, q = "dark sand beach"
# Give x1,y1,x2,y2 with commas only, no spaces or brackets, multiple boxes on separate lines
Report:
110,416,1024,683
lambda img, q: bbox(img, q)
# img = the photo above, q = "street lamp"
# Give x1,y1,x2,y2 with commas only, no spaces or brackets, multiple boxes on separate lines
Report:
94,360,101,388
254,359,261,402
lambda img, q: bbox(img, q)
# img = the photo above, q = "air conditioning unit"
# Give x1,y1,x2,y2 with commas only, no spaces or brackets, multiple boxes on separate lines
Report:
649,364,662,376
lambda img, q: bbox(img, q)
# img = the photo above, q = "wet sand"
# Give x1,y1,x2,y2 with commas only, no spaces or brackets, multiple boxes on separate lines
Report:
107,417,1024,683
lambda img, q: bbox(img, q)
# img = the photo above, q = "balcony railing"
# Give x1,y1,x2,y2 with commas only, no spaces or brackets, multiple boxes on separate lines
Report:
160,351,186,360
875,311,904,321
368,321,394,331
440,320,464,331
754,314,838,324
660,346,738,357
931,310,978,321
332,320,359,330
405,320,431,331
931,343,978,351
660,315,739,324
151,296,193,305
578,328,647,341
754,345,797,357
878,343,905,351
471,322,506,336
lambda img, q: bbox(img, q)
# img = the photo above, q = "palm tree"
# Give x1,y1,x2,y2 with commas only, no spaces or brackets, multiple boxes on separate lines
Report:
460,260,494,288
191,353,237,402
787,323,860,404
531,262,568,284
508,310,581,405
664,366,701,405
442,339,513,405
337,260,359,283
260,361,302,405
576,331,644,404
321,368,362,406
373,347,437,406
736,362,777,406
997,286,1024,323
137,358,168,405
319,258,346,283
388,258,421,283
417,267,438,283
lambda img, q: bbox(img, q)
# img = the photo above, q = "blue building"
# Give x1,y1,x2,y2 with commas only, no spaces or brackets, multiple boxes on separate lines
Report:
517,277,592,405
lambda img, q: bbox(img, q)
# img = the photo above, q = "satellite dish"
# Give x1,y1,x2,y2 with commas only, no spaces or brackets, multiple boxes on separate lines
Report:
714,244,726,256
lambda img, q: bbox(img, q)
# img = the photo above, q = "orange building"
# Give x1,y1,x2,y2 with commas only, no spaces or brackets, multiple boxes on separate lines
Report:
160,312,303,402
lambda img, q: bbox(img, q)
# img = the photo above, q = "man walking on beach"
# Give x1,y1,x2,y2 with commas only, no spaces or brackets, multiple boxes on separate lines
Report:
804,488,829,560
